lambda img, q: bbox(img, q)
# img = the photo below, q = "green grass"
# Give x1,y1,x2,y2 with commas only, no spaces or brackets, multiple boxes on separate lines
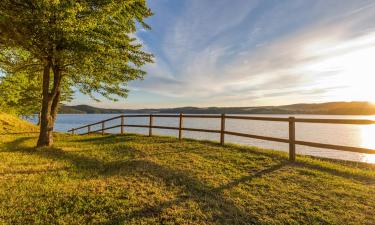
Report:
1,132,375,225
0,113,38,134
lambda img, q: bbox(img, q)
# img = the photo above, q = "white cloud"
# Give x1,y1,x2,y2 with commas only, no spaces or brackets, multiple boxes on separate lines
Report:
130,0,375,106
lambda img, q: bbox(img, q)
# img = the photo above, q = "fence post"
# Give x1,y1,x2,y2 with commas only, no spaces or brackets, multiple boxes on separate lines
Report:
88,125,91,135
149,114,153,137
289,117,296,162
121,115,124,134
101,122,105,135
179,113,183,140
220,113,226,145
72,129,75,135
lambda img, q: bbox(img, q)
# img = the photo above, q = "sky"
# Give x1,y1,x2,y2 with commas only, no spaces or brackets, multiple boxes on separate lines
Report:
71,0,375,109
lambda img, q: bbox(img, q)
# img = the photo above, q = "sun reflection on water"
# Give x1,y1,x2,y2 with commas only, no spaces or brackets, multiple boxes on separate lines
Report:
360,124,375,163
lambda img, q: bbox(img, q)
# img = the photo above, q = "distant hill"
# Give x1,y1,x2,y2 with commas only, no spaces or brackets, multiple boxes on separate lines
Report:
59,101,375,115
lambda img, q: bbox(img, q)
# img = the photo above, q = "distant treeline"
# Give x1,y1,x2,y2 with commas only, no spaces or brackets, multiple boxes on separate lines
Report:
59,101,375,115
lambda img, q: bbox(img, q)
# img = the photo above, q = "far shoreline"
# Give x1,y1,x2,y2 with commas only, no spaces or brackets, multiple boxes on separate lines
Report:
59,101,375,115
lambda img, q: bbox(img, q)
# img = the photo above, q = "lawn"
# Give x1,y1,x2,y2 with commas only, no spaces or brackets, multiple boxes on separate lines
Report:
0,112,38,134
1,131,375,225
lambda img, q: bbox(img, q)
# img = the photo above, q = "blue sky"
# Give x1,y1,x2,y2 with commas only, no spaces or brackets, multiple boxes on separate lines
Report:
71,0,375,108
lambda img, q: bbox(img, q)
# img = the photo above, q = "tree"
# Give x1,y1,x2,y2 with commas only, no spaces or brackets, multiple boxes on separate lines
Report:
0,0,153,147
0,70,73,120
0,47,73,123
0,71,43,117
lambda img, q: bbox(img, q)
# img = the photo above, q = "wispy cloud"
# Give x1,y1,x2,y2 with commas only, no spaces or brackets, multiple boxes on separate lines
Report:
126,0,375,107
74,0,375,108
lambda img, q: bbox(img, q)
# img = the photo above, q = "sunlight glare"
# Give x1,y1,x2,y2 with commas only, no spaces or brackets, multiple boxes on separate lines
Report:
360,125,375,163
301,33,375,103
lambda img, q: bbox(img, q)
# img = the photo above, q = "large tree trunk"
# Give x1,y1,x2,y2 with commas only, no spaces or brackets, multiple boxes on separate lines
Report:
49,90,61,138
49,64,62,141
37,60,52,147
36,112,41,126
37,59,62,147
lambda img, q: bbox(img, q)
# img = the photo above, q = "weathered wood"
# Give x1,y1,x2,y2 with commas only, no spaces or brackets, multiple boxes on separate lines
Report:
220,114,225,145
68,114,375,160
124,124,149,128
183,115,221,118
84,125,122,134
289,117,296,161
295,140,375,154
225,115,289,122
121,116,124,134
68,115,124,131
179,113,183,140
151,125,179,130
149,114,153,137
182,127,221,133
295,118,375,125
225,131,290,143
68,114,375,133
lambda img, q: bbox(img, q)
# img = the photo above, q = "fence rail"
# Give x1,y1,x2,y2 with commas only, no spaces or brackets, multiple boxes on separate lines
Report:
67,114,375,161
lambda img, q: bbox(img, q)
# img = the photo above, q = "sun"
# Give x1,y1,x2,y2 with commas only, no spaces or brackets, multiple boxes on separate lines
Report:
301,32,375,102
328,44,375,102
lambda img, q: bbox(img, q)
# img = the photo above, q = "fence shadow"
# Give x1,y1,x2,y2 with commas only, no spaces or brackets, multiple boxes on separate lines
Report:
292,161,375,184
3,134,375,185
2,134,375,223
104,160,288,224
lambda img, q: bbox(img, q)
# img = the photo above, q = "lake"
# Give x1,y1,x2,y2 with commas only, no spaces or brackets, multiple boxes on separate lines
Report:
29,114,375,163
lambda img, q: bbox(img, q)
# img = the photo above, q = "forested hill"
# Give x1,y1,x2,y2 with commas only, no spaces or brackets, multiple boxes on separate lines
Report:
59,101,375,115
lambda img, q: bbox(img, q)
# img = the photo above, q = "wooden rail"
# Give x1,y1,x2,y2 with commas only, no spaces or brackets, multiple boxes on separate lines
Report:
67,114,375,162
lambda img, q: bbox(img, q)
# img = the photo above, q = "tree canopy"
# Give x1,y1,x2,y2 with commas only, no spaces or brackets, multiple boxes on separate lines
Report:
0,70,73,118
0,0,153,146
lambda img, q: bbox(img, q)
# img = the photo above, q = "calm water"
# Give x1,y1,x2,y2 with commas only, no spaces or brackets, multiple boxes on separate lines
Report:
29,114,375,163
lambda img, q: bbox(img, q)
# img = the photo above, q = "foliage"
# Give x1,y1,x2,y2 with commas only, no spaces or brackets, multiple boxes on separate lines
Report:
0,71,73,117
0,71,40,116
0,131,374,224
0,0,153,146
0,0,153,100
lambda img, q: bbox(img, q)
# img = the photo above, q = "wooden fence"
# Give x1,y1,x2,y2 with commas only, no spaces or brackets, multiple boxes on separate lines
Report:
67,114,375,162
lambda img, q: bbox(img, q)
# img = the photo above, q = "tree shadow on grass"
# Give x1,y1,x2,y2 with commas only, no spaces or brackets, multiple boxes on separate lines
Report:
68,134,125,144
4,135,374,184
104,160,289,224
3,135,375,223
2,144,273,222
213,162,288,192
70,134,287,160
70,133,180,145
0,167,68,176
2,136,286,224
1,136,35,152
0,132,39,135
291,161,375,184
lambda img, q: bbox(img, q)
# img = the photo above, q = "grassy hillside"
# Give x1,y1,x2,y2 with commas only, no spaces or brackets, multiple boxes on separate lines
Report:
1,131,374,224
0,113,38,134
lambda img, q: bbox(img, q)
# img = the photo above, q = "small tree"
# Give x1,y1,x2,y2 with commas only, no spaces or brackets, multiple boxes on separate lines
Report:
0,0,153,146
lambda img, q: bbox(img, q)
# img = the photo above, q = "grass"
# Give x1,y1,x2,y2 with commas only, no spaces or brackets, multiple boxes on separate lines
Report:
0,113,38,134
1,131,375,225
